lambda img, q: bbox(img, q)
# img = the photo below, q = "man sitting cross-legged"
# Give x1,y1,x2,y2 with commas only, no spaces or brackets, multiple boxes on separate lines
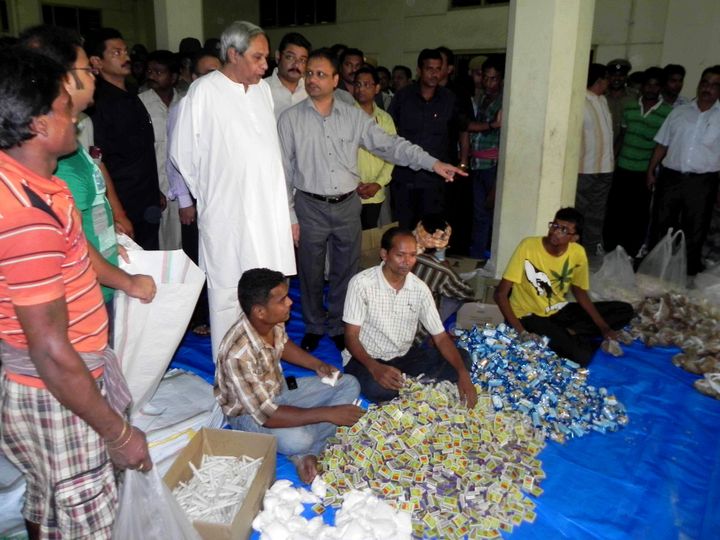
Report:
215,268,363,483
343,227,477,407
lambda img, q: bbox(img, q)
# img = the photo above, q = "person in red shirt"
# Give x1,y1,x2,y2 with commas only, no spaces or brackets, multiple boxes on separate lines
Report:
0,47,153,539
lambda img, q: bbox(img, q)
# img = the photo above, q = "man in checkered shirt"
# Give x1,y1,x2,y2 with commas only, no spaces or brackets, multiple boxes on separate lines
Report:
343,227,477,406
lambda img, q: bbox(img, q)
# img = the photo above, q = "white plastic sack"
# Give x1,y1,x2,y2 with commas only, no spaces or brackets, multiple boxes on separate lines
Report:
113,468,200,540
115,248,205,414
637,228,687,295
590,246,641,305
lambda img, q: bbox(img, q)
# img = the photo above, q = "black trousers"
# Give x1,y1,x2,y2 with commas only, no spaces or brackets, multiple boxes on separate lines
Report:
520,301,634,367
649,167,719,275
361,203,382,230
603,167,652,257
181,215,209,328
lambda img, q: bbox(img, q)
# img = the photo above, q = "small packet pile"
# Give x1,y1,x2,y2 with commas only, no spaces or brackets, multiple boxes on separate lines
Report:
320,378,546,539
173,454,263,524
456,324,629,442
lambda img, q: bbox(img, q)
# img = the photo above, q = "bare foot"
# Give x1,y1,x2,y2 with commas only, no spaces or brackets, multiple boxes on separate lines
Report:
293,455,318,484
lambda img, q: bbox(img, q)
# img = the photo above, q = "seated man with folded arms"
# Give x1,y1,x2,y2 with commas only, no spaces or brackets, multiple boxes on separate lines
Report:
215,268,363,483
343,227,477,406
494,208,634,366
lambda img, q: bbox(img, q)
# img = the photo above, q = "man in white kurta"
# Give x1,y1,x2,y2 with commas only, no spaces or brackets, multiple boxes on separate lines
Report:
170,22,296,360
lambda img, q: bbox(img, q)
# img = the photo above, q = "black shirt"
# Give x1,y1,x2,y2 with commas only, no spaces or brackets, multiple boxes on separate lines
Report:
90,77,160,222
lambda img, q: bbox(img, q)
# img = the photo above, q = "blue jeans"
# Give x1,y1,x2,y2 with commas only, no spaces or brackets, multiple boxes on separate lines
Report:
470,167,497,258
228,374,360,457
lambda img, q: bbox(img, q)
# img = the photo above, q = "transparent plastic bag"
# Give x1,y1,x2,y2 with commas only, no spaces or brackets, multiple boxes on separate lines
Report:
113,468,200,540
637,228,687,295
590,246,641,304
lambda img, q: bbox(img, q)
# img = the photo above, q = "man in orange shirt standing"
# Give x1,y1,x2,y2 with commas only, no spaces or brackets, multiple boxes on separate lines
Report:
0,47,153,539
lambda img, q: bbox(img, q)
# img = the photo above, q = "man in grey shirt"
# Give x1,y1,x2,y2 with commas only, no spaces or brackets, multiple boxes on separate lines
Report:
278,48,465,353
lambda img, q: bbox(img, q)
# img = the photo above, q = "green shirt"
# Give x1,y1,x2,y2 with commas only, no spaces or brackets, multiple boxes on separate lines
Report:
356,102,397,204
617,98,672,171
55,147,118,302
470,93,502,171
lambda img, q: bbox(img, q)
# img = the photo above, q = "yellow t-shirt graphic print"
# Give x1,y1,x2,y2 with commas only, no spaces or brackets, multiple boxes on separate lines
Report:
503,237,590,318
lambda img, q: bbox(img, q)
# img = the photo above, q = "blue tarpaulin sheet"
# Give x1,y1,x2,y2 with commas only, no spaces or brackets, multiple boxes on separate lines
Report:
170,280,720,539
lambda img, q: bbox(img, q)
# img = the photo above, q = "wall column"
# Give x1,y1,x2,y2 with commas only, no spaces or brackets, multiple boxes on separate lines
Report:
153,0,203,51
490,0,595,276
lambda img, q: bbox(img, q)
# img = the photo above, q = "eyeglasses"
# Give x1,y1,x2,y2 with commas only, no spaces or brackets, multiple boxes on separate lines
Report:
548,221,576,236
108,48,129,58
282,53,307,66
304,70,332,80
353,81,376,89
70,66,99,75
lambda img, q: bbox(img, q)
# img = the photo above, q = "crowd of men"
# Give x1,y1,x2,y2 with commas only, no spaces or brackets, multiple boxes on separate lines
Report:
0,17,713,538
577,59,720,278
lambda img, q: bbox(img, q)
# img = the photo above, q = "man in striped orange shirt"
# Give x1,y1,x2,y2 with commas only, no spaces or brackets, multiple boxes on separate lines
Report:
0,47,153,539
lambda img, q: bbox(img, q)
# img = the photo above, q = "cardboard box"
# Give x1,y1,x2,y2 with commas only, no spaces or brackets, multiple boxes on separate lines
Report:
360,222,397,269
456,302,504,330
164,428,276,540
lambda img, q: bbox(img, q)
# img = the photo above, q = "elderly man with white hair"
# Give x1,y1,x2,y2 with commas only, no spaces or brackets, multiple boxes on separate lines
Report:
171,21,296,360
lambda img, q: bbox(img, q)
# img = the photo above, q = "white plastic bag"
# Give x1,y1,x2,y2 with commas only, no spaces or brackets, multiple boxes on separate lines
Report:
113,468,200,540
115,247,205,414
637,228,687,295
590,246,641,304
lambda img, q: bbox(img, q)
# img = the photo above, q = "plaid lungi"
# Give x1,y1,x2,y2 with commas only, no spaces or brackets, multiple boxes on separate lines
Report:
0,374,117,539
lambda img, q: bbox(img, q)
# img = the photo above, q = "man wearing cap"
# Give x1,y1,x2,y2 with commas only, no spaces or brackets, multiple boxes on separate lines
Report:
606,58,639,148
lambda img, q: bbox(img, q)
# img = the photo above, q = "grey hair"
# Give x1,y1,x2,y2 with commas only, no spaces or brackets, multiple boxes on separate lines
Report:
220,21,265,63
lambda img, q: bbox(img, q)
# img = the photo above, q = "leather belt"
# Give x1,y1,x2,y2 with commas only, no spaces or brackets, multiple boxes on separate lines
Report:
300,190,355,204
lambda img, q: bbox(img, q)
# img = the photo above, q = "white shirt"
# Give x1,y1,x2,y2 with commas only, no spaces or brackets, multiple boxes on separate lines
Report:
343,265,445,361
138,89,182,196
170,71,297,358
580,91,614,174
264,68,307,120
654,99,720,173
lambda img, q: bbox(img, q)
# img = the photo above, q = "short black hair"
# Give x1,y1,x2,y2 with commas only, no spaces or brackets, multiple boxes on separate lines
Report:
179,37,202,55
339,47,364,66
237,268,286,316
18,25,82,71
381,226,416,251
392,65,411,79
700,65,720,80
417,48,442,69
587,63,607,88
354,65,379,84
84,27,123,59
554,207,584,239
329,43,347,59
663,63,685,79
278,32,311,54
0,47,66,150
191,51,220,75
437,46,454,66
147,50,180,74
308,47,339,74
482,56,505,78
641,66,665,86
376,65,390,79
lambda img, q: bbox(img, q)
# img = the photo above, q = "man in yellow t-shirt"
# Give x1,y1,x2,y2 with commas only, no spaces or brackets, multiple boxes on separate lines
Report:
495,208,633,366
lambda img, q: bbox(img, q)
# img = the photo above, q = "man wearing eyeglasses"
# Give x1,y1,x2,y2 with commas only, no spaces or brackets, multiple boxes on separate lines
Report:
264,32,311,120
85,28,163,251
278,48,465,354
494,208,633,366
